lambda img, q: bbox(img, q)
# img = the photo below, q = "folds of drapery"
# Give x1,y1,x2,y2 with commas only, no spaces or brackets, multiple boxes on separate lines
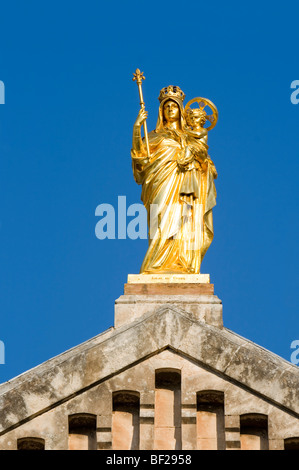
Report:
131,129,216,274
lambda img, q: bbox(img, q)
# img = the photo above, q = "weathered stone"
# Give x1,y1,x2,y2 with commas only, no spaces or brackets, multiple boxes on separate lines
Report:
115,294,223,328
0,297,298,450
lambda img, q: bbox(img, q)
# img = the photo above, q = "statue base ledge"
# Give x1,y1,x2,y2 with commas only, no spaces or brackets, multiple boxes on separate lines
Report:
124,283,214,296
127,273,210,284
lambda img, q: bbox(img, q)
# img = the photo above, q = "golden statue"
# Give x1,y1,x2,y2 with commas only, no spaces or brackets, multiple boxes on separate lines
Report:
131,70,218,275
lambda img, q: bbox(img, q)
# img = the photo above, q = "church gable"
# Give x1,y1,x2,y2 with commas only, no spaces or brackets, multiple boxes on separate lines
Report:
0,347,299,450
0,306,299,450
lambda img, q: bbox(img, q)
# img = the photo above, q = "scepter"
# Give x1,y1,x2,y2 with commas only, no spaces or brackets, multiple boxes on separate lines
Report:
132,69,150,158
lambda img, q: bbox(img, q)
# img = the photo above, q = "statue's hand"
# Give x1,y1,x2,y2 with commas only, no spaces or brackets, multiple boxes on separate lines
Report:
132,108,148,155
134,108,148,128
192,146,207,163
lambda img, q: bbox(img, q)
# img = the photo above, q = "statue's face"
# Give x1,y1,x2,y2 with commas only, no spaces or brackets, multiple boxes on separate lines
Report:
186,110,205,128
163,100,180,123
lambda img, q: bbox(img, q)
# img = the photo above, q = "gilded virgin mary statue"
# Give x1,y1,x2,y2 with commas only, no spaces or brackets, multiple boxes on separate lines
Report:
131,80,218,275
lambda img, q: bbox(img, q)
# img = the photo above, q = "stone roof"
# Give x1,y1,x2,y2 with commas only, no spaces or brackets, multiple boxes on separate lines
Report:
0,305,299,436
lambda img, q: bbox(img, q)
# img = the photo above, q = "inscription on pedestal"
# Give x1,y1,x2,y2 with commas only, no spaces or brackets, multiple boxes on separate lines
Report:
127,274,210,284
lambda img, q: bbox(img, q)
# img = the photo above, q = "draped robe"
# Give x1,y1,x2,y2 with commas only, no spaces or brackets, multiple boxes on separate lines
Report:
131,118,217,274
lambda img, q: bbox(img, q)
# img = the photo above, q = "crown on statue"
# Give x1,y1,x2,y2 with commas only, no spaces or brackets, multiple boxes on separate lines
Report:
158,85,186,103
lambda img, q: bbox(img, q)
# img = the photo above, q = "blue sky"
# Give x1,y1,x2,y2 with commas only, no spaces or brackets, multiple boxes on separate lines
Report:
0,0,298,382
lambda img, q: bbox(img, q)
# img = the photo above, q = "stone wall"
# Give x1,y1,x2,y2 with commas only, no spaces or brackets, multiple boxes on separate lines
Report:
0,292,299,451
1,349,299,450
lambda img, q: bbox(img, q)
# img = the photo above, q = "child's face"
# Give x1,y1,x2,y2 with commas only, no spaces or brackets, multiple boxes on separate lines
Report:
186,110,205,128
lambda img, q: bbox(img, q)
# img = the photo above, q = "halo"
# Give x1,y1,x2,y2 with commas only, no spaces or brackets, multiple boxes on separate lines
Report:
184,97,218,131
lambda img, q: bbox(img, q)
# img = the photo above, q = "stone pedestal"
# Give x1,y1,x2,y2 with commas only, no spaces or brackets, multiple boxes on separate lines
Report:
114,274,223,329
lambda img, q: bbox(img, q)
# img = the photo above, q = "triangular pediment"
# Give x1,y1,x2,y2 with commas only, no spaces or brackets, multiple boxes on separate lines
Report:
0,306,298,436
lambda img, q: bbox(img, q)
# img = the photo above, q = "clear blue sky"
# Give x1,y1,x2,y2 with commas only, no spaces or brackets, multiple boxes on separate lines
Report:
0,1,298,382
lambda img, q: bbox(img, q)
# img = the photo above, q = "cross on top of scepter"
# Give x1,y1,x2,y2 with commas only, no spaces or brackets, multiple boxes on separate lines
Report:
133,69,145,85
